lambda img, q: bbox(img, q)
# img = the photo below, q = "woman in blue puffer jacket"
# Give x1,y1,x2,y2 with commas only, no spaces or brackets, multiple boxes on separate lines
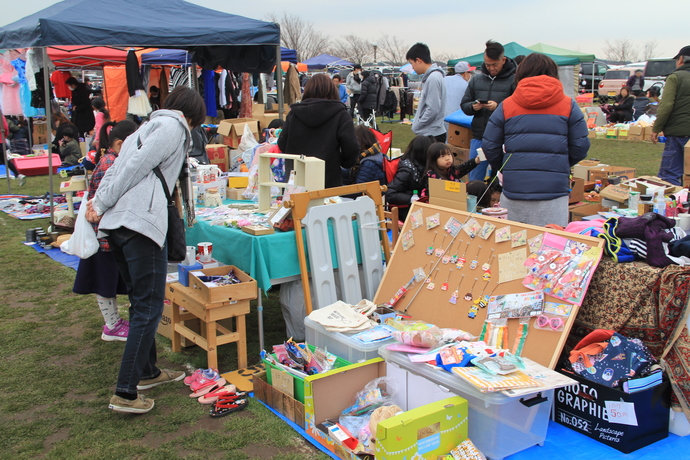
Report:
482,53,589,227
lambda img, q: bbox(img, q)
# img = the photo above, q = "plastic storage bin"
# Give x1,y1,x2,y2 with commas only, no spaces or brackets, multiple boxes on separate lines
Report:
304,316,394,363
379,346,553,460
262,343,351,403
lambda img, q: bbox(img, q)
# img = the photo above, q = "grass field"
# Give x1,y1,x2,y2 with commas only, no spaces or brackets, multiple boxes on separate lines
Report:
0,120,666,459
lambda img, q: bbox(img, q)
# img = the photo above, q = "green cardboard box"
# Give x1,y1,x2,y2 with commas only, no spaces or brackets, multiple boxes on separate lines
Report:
376,396,468,460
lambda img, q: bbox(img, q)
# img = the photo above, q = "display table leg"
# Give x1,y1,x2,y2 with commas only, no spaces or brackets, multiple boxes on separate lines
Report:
237,314,247,369
257,288,264,352
207,320,218,370
170,300,182,353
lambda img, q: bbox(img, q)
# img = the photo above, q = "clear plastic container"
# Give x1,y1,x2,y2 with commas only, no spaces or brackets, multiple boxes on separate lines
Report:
379,346,553,460
304,317,394,363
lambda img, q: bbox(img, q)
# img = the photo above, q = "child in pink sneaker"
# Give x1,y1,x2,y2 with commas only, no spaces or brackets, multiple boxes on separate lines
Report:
72,120,138,341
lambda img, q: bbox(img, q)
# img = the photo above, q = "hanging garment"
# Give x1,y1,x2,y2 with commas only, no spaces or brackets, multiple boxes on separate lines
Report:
125,50,144,97
169,67,189,89
284,64,301,105
202,69,217,117
159,67,169,106
0,54,22,116
218,69,227,107
239,73,252,119
12,57,41,117
51,70,72,98
127,89,152,117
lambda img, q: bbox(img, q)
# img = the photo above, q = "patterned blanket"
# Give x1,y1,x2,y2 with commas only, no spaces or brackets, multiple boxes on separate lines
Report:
566,258,690,418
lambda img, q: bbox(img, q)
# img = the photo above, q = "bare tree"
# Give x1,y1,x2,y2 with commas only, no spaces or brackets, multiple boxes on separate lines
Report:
642,40,660,60
329,35,373,65
266,12,330,61
603,38,639,63
434,52,456,66
377,34,409,65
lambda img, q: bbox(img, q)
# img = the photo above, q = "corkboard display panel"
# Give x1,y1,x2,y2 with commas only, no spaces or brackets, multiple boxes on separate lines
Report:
373,202,603,369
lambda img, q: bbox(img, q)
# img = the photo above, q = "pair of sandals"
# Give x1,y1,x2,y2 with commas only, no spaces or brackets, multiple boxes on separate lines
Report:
209,390,249,418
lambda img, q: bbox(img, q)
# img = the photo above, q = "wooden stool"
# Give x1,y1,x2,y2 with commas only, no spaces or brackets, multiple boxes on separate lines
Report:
166,282,250,370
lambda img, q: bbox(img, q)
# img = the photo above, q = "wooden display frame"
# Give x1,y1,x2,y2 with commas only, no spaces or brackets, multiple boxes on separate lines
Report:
373,202,604,369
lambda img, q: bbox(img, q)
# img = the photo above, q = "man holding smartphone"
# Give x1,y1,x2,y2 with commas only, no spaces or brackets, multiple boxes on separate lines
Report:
461,40,517,181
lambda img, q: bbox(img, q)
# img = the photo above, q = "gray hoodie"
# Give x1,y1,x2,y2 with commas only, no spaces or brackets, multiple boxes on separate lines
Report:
93,109,191,247
412,63,446,137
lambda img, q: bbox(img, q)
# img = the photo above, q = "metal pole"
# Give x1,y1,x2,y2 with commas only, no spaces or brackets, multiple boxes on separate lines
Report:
257,288,264,352
43,47,55,227
3,143,11,194
276,44,284,121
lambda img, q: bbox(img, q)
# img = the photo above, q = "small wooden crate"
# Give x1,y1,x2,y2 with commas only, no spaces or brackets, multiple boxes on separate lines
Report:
189,265,257,304
253,371,305,427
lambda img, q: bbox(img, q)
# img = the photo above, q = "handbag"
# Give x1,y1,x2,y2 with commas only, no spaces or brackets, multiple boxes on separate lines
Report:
153,166,187,262
67,205,99,259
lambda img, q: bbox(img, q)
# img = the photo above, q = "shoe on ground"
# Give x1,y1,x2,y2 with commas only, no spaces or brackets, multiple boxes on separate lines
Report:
101,319,129,342
108,394,154,414
184,368,204,386
137,369,185,390
17,174,26,187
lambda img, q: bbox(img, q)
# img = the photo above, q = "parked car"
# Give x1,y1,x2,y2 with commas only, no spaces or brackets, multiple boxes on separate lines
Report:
579,61,609,93
643,58,676,95
597,66,639,102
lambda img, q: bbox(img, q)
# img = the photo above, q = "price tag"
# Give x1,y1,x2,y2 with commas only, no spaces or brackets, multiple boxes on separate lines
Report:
445,181,461,193
604,400,638,426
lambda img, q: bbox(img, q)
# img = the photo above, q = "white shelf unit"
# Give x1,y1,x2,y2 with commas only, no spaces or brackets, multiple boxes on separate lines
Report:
257,153,325,212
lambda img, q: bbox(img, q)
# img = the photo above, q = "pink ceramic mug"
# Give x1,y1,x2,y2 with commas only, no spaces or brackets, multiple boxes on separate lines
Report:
197,242,213,263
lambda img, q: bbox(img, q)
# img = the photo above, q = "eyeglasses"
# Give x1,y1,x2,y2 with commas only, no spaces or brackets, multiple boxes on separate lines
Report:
536,315,565,331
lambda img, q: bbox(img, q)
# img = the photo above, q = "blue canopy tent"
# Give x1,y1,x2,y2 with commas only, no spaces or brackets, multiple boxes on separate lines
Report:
141,47,297,66
281,47,298,64
302,53,353,70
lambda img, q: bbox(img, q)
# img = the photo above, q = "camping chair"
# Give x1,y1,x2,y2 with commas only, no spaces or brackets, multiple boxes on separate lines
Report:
283,181,389,315
370,128,393,156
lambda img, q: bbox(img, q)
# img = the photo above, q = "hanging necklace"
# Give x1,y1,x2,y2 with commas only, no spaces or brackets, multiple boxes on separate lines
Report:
441,269,453,291
450,274,465,304
469,245,482,270
426,268,440,290
426,231,438,256
455,241,471,269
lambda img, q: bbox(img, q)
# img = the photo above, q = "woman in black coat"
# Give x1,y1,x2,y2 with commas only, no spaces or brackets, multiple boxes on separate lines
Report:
385,135,435,221
277,74,359,188
66,77,95,138
608,86,635,123
358,71,378,121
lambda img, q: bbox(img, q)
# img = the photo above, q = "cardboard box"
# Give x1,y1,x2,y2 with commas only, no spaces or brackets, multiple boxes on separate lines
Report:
569,202,604,222
621,176,682,196
617,125,629,139
553,371,670,453
587,130,596,139
645,131,656,142
228,173,249,189
446,144,470,165
428,178,468,212
159,299,200,347
572,160,602,180
685,175,690,189
447,123,473,149
206,144,229,172
606,127,618,139
218,118,260,148
253,371,305,426
32,121,48,144
376,397,468,460
304,359,386,456
588,166,636,183
599,185,630,204
242,225,274,236
188,265,257,304
628,125,646,141
569,177,585,204
226,188,246,201
685,139,690,174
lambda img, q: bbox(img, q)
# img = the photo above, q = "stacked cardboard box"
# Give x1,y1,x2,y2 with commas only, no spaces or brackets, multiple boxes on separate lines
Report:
217,118,260,148
447,123,472,149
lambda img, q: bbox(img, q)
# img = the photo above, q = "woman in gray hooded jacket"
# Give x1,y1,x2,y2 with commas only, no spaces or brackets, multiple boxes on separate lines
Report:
87,87,206,414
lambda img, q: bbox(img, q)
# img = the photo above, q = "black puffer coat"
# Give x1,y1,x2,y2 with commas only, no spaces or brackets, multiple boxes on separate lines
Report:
70,84,95,136
359,75,379,110
277,99,359,188
461,58,517,139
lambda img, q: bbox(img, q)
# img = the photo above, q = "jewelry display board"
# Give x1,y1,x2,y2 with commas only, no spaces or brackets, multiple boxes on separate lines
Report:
373,202,604,369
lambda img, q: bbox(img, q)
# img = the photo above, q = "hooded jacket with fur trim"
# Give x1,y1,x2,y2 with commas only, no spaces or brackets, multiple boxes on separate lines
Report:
482,75,589,201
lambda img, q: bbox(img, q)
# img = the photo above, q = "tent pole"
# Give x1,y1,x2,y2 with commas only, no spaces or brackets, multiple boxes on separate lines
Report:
276,44,284,121
43,47,55,227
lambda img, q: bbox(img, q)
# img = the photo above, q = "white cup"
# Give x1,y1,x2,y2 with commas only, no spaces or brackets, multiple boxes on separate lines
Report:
679,213,690,232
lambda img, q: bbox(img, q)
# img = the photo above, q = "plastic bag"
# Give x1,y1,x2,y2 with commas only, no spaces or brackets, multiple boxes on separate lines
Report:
238,123,258,153
341,377,395,417
67,205,99,259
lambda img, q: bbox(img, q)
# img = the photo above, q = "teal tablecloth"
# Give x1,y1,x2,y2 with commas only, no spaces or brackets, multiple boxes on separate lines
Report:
186,203,363,292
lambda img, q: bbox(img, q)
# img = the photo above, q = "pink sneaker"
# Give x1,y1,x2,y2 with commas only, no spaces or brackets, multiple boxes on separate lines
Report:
184,369,204,386
102,319,129,342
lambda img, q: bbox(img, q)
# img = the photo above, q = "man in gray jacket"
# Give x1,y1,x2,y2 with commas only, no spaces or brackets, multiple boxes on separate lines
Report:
346,64,363,117
407,43,446,142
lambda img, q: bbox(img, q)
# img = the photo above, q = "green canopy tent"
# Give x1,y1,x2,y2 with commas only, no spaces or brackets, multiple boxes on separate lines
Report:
448,42,580,97
526,43,595,63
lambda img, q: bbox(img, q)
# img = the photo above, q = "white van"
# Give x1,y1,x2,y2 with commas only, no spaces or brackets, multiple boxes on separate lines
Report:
644,58,676,94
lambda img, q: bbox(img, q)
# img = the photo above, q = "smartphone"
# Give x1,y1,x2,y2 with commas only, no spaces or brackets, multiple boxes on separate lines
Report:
477,99,489,104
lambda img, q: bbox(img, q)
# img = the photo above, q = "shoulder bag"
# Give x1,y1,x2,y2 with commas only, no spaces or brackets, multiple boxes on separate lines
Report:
152,166,187,262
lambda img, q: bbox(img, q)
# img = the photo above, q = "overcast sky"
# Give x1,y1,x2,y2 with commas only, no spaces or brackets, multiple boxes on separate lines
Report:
1,0,688,60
